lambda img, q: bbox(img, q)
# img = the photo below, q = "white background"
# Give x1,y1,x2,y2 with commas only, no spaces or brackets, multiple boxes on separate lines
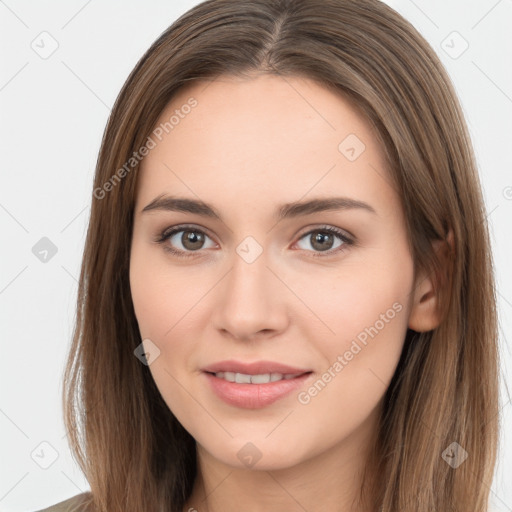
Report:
0,1,511,511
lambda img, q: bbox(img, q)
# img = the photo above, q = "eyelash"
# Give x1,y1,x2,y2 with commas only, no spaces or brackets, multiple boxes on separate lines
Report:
154,224,355,259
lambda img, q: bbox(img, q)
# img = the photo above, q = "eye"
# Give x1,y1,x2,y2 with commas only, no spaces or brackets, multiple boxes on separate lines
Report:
293,226,353,257
155,225,216,258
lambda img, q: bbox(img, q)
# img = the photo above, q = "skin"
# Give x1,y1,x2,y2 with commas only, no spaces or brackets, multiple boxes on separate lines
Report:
129,74,441,512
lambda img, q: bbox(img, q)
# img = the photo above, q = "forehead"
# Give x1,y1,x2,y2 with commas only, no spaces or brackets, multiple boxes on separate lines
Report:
136,74,396,216
149,74,376,154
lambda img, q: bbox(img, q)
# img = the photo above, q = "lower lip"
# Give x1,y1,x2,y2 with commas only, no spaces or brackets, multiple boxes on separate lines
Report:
203,372,312,409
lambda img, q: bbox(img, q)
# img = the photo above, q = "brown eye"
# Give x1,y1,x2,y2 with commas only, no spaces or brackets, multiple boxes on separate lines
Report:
309,231,336,251
157,226,216,257
295,226,353,257
180,230,206,251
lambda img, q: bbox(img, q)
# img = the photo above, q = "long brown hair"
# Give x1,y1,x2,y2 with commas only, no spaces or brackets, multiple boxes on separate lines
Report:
63,0,500,510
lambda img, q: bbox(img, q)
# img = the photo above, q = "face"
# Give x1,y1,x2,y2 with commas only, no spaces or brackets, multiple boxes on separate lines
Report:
129,74,416,470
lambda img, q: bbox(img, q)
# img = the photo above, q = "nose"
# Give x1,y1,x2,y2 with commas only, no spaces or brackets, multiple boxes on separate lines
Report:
211,248,289,342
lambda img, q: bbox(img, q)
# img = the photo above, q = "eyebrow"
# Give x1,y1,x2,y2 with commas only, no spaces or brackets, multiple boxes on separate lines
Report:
140,194,377,220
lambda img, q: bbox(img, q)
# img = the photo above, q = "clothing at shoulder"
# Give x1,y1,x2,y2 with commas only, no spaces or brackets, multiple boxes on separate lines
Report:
34,492,94,512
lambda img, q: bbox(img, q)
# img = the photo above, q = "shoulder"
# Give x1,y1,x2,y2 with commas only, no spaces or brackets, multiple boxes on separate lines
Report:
34,492,94,512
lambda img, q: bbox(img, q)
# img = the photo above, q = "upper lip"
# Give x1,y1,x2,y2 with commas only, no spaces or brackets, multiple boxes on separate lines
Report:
202,360,311,375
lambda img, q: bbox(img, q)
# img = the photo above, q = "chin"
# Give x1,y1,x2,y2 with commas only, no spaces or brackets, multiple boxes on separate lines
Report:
198,435,311,471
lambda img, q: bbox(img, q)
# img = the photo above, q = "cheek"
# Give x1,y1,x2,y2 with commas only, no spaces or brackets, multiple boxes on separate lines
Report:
291,247,413,345
288,261,411,454
291,246,413,401
129,240,204,341
129,246,205,430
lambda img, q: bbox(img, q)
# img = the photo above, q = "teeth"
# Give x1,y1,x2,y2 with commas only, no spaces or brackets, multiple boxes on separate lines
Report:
214,371,299,383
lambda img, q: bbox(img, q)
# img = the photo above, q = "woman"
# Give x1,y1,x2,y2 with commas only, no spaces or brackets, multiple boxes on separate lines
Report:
37,0,500,510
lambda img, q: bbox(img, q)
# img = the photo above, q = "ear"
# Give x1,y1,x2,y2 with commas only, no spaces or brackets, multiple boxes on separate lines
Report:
408,229,454,332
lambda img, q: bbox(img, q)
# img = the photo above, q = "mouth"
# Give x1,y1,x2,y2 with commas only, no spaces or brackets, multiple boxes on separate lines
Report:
201,360,313,409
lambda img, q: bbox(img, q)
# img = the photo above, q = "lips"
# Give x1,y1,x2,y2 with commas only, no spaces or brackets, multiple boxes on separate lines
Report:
201,360,313,409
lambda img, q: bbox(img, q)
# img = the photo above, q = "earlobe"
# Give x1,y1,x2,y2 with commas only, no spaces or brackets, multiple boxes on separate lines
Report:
408,230,454,333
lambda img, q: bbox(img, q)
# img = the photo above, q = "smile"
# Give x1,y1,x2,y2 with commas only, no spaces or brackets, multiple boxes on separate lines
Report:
203,371,313,409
